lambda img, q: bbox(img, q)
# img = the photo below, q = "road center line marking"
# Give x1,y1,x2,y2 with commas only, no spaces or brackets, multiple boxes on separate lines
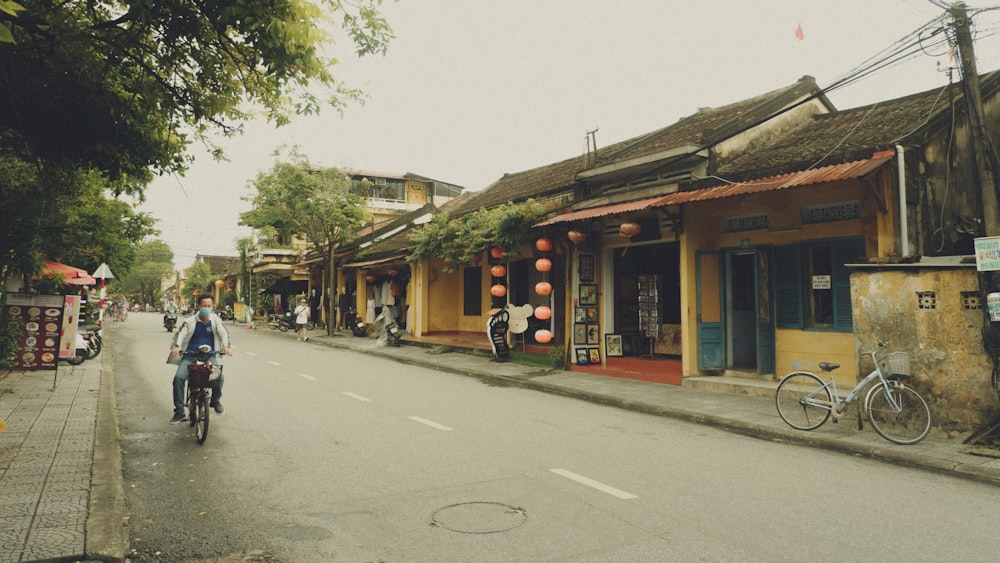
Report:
297,373,318,381
548,468,638,500
267,360,281,366
244,352,257,357
408,416,453,431
341,392,370,402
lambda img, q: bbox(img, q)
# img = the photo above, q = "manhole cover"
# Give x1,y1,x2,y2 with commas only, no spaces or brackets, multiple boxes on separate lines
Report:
430,502,527,534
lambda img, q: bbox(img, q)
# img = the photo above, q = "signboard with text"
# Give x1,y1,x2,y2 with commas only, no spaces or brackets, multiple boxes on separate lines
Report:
974,236,1000,271
59,295,81,359
7,293,64,370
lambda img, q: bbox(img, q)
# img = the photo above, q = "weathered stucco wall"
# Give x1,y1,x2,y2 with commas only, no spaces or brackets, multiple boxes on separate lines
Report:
852,267,999,433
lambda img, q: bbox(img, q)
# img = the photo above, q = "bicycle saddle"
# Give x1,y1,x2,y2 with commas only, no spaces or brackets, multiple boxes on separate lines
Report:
818,362,840,372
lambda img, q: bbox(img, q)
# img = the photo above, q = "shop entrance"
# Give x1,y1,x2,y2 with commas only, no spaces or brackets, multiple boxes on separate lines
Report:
612,241,681,357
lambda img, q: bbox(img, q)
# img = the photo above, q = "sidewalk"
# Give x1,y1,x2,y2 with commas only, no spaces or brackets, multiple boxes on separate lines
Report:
3,328,1000,563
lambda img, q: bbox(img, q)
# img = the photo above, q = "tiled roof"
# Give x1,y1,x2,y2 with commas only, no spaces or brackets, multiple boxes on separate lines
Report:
446,76,827,217
708,70,1000,183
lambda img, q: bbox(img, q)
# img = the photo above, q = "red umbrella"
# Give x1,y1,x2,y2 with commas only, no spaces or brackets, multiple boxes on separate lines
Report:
38,261,97,285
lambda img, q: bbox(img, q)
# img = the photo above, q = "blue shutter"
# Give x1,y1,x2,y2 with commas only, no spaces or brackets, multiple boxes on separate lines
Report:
774,245,802,328
832,238,865,332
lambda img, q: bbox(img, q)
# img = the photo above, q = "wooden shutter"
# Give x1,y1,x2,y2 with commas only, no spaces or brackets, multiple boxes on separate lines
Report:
832,238,865,331
774,244,803,328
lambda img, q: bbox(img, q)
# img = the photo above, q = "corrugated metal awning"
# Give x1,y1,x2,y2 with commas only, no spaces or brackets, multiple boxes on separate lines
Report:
652,153,894,207
534,196,666,227
343,254,409,269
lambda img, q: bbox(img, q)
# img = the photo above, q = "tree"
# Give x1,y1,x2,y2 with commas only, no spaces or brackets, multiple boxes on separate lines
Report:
0,1,393,189
117,240,175,308
240,151,368,334
181,261,214,303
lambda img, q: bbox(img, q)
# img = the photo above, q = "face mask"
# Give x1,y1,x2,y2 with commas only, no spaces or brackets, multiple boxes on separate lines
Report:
199,308,212,317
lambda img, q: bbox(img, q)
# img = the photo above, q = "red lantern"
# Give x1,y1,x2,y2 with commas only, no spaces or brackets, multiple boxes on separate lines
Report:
535,281,552,296
490,264,507,278
534,329,553,344
535,237,553,252
491,284,507,297
534,305,552,320
619,221,641,238
388,268,399,277
365,275,376,283
535,258,552,272
490,247,505,259
567,229,587,245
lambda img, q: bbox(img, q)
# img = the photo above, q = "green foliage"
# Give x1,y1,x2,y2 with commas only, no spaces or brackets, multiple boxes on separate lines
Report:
548,345,566,368
408,201,544,272
182,261,214,301
117,240,175,307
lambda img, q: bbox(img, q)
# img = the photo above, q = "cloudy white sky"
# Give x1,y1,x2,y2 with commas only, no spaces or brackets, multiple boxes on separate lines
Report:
137,0,1000,267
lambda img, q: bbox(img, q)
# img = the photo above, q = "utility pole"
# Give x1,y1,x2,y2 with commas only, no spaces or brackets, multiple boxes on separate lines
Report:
950,1,1000,235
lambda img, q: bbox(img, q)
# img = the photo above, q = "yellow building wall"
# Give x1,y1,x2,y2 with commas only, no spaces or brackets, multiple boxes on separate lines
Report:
679,179,880,380
426,258,461,332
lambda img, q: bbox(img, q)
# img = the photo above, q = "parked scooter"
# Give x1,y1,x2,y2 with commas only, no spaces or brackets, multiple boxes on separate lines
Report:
81,324,102,360
347,309,367,337
375,309,402,347
268,312,296,332
63,333,88,366
163,308,178,332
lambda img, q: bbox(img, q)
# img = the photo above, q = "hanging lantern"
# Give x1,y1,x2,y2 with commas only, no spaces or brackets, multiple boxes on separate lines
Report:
534,329,553,344
619,221,641,238
490,264,507,278
535,237,553,252
388,268,399,277
535,281,552,296
491,284,507,297
535,258,552,272
214,279,225,288
567,229,587,245
534,305,552,320
490,247,505,259
365,275,376,283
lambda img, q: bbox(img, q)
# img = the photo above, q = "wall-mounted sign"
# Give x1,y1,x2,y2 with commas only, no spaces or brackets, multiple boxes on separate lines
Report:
812,275,831,290
974,237,1000,271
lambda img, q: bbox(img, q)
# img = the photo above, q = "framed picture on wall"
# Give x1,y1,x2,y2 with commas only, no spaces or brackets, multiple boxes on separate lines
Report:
586,307,599,323
574,323,587,343
587,325,600,345
588,348,601,364
605,334,623,357
579,254,595,282
574,307,587,323
579,284,598,306
575,347,590,365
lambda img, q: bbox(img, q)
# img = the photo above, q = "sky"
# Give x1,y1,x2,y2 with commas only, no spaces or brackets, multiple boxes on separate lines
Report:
136,0,1000,267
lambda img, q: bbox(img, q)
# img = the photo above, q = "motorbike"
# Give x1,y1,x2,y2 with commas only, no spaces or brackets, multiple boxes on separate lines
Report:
81,324,102,360
375,309,402,347
268,311,316,332
347,308,367,337
163,310,177,332
63,333,89,365
217,306,233,321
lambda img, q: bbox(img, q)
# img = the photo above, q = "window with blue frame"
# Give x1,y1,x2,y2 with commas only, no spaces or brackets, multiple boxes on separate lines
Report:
774,238,865,332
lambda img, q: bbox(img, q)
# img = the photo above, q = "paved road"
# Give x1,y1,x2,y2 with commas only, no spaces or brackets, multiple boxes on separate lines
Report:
113,313,1000,562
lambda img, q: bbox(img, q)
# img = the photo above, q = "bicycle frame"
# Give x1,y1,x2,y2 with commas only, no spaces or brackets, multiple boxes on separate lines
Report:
802,351,900,417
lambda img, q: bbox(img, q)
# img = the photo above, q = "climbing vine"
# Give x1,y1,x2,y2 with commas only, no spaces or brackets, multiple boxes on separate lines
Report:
408,200,544,272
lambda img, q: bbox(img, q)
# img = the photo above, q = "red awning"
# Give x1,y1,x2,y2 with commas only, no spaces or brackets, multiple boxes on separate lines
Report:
534,196,666,227
652,154,894,207
38,261,97,286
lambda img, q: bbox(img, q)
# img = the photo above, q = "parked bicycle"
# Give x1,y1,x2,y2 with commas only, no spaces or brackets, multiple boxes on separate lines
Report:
775,342,931,445
183,345,223,444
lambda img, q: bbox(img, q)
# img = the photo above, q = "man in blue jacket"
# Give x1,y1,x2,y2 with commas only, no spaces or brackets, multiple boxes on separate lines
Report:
168,295,232,423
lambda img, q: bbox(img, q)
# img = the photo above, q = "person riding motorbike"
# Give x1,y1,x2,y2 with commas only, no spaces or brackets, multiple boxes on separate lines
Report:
168,295,231,423
163,302,178,331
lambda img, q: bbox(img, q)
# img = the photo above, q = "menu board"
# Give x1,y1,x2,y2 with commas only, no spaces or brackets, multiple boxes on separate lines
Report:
60,295,81,359
7,293,64,370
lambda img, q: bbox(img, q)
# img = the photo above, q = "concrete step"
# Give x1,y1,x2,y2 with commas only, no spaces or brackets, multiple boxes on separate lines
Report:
682,375,779,398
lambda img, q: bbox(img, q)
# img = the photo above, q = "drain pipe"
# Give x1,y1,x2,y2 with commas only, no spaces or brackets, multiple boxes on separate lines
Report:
896,145,909,257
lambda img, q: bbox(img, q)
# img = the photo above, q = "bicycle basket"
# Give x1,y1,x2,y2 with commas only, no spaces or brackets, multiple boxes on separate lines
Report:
878,352,911,377
188,362,218,387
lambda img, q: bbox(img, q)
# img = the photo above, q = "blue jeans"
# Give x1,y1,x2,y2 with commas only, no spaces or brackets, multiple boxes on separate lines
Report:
173,357,224,414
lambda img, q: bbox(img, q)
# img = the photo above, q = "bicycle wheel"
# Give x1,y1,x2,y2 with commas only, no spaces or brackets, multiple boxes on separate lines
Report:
776,372,832,431
866,383,930,445
193,392,210,444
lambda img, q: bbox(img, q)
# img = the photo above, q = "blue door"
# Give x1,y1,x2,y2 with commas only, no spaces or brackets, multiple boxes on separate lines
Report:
696,251,725,370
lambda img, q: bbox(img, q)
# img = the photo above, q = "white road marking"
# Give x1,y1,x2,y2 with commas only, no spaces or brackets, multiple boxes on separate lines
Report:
548,468,638,500
408,416,453,431
341,392,371,402
297,373,318,381
267,360,281,366
244,351,257,357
